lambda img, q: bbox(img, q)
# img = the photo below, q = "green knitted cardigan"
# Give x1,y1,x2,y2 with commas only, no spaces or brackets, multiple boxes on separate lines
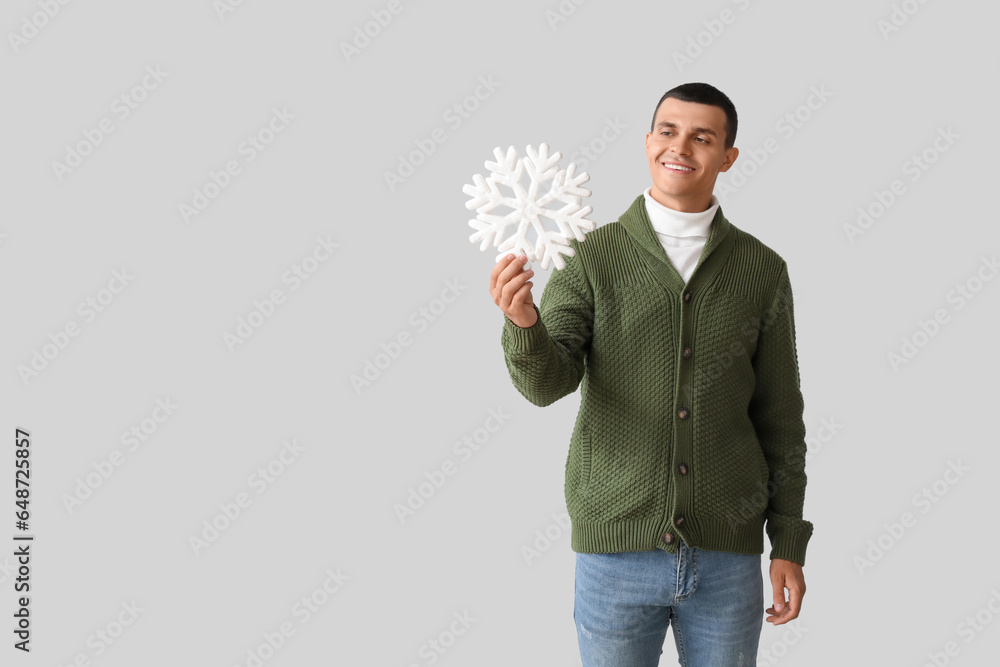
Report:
501,194,814,566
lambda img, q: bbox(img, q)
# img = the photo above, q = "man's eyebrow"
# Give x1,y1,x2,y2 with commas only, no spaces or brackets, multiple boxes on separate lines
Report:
655,121,718,137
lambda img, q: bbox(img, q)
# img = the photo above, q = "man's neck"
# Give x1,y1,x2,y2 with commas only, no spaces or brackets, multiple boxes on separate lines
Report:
644,188,719,236
647,188,714,213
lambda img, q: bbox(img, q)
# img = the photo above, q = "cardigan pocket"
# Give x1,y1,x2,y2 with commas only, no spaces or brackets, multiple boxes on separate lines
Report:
565,426,593,515
565,427,593,518
756,449,771,494
578,428,593,493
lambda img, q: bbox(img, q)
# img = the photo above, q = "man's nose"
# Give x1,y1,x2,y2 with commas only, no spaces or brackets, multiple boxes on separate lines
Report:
670,140,692,156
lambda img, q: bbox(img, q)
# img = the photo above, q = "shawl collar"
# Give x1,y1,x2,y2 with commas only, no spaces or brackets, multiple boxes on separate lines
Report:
617,194,734,294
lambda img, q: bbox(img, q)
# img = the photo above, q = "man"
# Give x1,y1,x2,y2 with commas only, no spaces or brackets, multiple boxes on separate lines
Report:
489,82,813,665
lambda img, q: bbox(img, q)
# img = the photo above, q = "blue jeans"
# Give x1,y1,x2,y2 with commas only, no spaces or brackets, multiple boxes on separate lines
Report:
574,542,763,666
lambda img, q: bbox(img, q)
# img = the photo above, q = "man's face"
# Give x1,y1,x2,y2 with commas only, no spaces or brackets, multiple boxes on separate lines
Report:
645,97,739,212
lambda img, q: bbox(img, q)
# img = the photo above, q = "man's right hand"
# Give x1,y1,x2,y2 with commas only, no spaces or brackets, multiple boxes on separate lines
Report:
490,254,538,328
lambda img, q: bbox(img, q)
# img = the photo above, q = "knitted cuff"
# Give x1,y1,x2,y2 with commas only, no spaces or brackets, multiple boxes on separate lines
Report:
501,303,548,352
767,522,813,566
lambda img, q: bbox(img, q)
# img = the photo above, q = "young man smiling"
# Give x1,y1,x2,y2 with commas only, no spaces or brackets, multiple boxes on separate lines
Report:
491,82,813,665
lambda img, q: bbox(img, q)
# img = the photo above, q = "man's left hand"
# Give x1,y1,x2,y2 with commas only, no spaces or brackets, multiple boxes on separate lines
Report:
766,558,805,625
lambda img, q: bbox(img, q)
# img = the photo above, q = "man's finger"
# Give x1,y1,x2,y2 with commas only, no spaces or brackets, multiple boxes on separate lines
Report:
490,254,515,291
787,580,804,617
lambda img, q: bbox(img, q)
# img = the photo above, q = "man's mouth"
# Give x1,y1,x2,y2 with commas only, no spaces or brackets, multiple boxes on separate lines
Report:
662,161,696,173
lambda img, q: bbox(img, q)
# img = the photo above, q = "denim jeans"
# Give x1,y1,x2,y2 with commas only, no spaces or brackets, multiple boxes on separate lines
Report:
574,542,763,666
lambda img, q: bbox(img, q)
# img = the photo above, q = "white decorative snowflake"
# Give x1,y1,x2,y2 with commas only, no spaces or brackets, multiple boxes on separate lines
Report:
463,143,596,271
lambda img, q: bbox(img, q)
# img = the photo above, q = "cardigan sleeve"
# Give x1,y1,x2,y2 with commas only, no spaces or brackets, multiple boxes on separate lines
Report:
747,261,814,566
500,242,594,407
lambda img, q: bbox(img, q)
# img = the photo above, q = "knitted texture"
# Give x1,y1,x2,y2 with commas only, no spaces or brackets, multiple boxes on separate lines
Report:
501,194,814,566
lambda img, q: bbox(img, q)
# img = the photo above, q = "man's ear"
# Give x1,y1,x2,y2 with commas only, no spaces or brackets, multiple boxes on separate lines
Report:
718,146,739,173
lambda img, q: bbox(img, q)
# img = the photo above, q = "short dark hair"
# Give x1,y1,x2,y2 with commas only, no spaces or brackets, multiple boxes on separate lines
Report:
650,82,738,149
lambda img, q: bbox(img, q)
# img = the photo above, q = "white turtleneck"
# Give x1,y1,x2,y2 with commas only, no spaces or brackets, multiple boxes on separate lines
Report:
642,187,720,284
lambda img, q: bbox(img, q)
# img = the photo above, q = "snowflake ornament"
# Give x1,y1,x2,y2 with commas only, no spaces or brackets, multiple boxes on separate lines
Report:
464,143,596,271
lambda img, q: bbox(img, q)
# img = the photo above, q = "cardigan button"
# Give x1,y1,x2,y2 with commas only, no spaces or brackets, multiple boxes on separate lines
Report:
682,291,692,303
682,347,692,359
674,515,685,527
677,407,690,420
678,463,688,475
662,532,674,544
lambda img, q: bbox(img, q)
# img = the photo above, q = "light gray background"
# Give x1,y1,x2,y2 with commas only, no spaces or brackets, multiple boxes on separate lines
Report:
2,0,998,665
